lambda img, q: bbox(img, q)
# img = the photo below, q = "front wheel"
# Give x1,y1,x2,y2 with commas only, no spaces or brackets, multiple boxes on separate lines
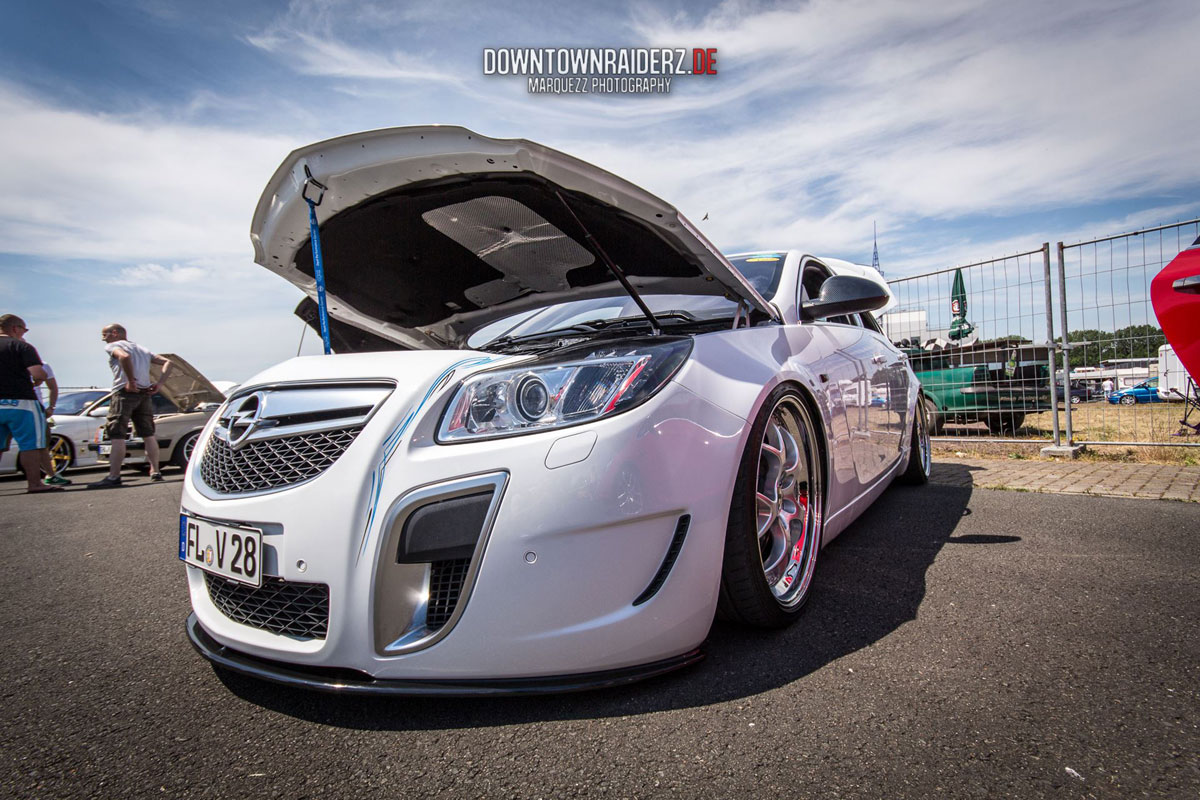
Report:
173,431,202,468
1120,395,1137,406
1070,395,1082,405
717,388,824,628
48,434,72,476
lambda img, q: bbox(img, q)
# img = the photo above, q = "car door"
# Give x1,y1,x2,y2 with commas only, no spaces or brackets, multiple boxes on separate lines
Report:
800,261,895,485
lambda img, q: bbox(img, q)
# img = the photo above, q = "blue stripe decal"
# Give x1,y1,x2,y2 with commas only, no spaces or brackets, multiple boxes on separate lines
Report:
356,356,498,562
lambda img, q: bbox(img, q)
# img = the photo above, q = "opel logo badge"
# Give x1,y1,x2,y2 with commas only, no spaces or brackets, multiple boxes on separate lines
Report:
222,392,268,448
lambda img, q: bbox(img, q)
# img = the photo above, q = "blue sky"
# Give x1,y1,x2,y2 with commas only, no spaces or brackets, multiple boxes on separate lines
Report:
3,0,1199,388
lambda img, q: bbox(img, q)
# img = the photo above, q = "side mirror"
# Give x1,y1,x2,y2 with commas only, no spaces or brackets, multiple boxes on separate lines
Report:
801,275,890,322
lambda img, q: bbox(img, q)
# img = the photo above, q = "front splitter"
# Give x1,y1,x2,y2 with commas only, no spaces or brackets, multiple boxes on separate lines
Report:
186,614,705,696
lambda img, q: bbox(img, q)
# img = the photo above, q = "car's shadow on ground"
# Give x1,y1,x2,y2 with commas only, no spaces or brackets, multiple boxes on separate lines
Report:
218,465,1014,730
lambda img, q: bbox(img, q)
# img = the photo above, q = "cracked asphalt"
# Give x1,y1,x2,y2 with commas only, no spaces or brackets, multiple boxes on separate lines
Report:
1,465,1197,798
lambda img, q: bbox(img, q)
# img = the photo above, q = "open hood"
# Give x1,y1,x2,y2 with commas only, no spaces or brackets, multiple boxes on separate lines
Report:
151,354,225,411
252,126,777,350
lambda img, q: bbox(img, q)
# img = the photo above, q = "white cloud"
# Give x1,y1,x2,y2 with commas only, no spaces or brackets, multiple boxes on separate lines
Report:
0,83,298,262
109,263,208,286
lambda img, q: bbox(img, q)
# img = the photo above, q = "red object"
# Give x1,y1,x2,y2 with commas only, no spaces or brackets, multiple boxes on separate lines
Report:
1151,235,1200,386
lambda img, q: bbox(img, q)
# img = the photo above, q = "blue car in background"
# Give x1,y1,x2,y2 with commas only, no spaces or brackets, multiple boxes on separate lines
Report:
1108,378,1163,405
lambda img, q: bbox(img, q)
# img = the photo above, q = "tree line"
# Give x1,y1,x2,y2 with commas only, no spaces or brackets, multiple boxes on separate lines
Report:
1059,325,1166,368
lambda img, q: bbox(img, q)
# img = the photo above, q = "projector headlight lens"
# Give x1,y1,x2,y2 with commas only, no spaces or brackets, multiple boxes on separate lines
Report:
437,338,692,442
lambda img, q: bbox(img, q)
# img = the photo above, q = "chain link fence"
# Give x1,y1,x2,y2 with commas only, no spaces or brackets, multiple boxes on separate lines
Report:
881,218,1200,449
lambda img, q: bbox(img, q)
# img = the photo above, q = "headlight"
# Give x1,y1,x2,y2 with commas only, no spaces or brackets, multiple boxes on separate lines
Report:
437,338,693,442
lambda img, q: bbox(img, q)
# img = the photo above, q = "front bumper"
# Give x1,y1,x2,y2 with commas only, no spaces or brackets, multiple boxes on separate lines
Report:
187,613,703,696
181,378,747,684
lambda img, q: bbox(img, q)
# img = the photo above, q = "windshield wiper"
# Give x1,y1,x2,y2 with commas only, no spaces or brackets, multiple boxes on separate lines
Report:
484,322,603,349
483,312,701,351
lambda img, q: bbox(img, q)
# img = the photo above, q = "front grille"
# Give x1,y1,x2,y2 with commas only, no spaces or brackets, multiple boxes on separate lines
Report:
426,559,471,630
200,426,363,494
205,574,330,639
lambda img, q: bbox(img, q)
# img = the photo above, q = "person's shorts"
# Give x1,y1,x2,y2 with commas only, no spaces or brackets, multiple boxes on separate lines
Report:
105,391,155,440
0,399,48,451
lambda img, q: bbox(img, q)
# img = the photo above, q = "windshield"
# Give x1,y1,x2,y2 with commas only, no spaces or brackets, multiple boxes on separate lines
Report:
469,252,788,347
726,252,787,297
469,294,744,347
55,390,110,416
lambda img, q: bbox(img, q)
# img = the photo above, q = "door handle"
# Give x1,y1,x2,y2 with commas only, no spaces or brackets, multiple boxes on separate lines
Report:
871,355,887,364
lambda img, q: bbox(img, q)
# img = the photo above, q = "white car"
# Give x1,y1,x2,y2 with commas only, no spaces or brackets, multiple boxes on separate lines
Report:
180,127,930,694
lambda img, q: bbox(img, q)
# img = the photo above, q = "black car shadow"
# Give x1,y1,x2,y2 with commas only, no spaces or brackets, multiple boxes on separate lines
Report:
218,465,1008,729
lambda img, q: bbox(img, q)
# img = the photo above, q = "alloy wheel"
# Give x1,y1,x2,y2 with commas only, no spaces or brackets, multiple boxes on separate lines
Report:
754,397,820,608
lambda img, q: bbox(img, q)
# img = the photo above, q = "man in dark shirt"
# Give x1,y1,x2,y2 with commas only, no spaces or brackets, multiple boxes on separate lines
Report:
0,314,61,493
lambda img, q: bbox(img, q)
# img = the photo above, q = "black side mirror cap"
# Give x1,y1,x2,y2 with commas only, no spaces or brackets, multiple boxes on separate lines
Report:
801,275,891,321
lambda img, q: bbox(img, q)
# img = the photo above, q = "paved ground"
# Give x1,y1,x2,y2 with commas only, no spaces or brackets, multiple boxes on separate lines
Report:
931,458,1200,502
1,467,1197,798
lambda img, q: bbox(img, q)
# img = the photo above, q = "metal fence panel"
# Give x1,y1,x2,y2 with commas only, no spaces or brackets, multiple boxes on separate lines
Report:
1057,219,1200,447
883,247,1059,442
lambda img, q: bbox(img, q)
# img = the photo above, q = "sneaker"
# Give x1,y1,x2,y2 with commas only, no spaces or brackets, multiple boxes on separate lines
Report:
43,475,72,486
88,475,124,490
149,472,164,482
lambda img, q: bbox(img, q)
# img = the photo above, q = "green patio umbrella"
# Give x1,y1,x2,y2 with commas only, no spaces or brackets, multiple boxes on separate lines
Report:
948,267,975,340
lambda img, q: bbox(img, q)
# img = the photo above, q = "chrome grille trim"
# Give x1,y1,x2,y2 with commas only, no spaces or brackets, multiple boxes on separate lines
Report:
196,380,394,497
200,425,363,494
205,573,330,640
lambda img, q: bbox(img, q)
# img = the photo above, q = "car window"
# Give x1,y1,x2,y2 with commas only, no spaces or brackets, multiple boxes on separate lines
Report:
860,312,883,334
55,391,109,416
152,395,180,414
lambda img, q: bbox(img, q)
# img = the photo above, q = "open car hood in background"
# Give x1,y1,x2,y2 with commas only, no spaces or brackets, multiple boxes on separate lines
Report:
253,126,777,350
151,354,225,411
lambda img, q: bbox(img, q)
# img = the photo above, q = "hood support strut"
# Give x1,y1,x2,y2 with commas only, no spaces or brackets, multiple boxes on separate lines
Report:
554,190,662,336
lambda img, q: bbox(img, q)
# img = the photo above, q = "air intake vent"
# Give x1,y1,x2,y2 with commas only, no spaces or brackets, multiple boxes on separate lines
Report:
200,426,363,494
205,574,330,639
633,515,691,606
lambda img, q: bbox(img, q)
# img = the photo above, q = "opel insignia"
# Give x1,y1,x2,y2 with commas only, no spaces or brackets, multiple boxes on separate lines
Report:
180,126,931,694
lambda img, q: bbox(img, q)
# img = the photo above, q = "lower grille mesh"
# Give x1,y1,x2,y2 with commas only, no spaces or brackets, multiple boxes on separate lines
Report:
426,559,471,630
205,574,330,639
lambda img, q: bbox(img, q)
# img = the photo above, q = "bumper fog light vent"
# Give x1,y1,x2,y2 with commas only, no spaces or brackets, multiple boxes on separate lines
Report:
426,558,471,630
205,573,330,640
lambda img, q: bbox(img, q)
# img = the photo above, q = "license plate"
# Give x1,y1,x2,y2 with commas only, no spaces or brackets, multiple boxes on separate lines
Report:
179,515,263,587
99,444,111,455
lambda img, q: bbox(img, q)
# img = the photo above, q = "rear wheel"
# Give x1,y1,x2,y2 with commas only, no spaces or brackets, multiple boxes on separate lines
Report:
924,397,944,436
1070,395,1082,405
898,396,931,485
718,388,824,628
48,434,72,476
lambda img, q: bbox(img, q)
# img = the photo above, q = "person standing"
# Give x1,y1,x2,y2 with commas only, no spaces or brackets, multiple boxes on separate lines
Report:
89,324,172,489
0,314,61,494
1102,377,1114,400
29,353,69,485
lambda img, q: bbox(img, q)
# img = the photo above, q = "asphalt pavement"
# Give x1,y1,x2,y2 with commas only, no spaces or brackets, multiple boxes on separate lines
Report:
1,467,1197,798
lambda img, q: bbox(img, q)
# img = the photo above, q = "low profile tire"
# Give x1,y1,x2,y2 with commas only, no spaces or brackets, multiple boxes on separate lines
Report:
717,387,824,629
1120,395,1137,406
924,397,944,436
48,434,72,477
1070,395,1082,405
173,431,201,468
898,395,931,485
